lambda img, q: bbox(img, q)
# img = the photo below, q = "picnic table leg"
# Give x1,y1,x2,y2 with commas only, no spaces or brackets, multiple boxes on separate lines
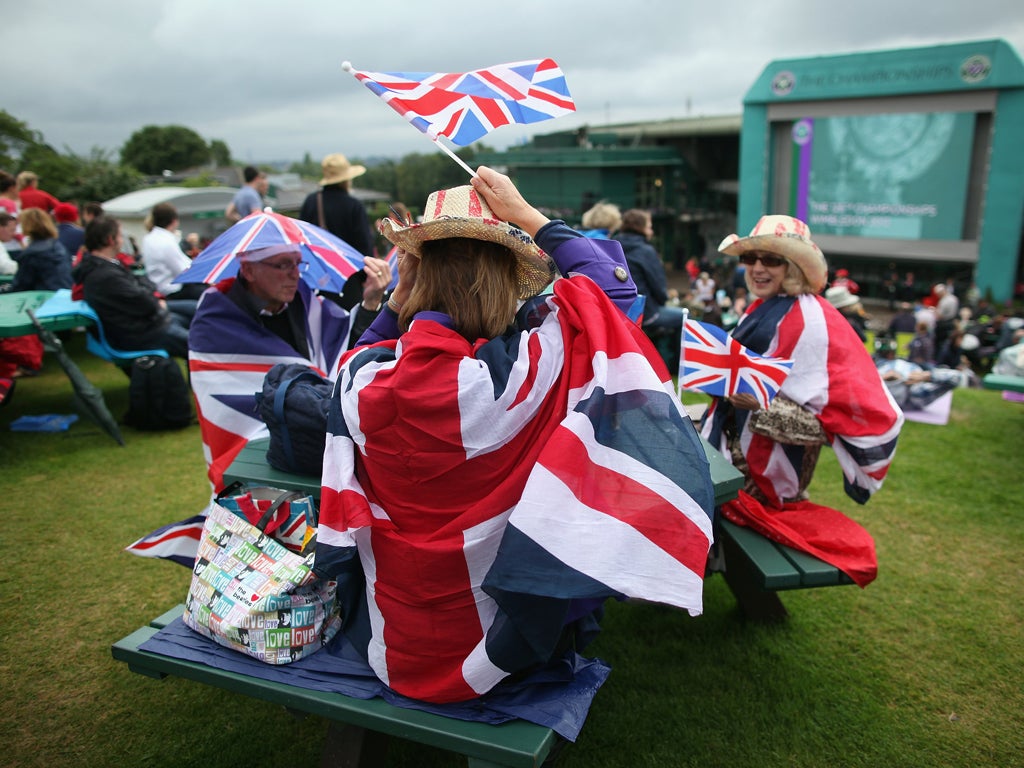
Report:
720,531,789,623
319,722,389,768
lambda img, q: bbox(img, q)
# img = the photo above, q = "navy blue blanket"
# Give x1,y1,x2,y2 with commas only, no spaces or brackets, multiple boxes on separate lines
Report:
140,618,609,741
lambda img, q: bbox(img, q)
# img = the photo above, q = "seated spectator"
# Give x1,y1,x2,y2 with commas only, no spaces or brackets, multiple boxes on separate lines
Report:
825,285,869,342
54,202,85,258
578,201,621,239
141,203,208,316
187,241,392,492
831,267,859,294
0,171,19,215
935,329,981,379
613,208,683,372
0,212,21,260
992,338,1024,377
874,337,966,411
74,216,190,359
888,302,917,334
16,171,59,213
0,235,16,276
10,208,71,292
907,321,935,367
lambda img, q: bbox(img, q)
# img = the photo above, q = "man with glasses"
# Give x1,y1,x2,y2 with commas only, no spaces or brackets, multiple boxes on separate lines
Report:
188,241,392,491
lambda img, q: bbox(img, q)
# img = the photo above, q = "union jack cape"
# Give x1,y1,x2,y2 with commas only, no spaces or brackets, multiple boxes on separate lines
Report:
702,294,904,507
317,276,715,704
188,279,353,491
345,59,575,147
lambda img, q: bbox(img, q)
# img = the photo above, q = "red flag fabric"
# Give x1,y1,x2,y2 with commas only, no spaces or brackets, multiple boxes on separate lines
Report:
721,490,878,587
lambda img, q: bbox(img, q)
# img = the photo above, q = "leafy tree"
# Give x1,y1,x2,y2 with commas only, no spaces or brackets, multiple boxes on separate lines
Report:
209,139,232,167
121,125,211,175
61,149,144,204
288,152,321,180
0,110,40,170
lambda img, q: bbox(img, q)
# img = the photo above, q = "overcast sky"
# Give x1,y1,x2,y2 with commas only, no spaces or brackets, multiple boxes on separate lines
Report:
7,0,1024,165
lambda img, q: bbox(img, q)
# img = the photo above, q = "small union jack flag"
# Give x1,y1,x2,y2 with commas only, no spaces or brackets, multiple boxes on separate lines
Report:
681,320,793,409
343,59,576,147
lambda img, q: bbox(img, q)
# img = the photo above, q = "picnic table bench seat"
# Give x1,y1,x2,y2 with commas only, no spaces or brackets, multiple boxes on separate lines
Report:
982,372,1024,393
112,606,560,768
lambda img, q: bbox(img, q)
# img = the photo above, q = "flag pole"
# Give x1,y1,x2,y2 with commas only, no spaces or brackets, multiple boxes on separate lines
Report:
343,60,478,179
677,308,689,401
432,137,479,178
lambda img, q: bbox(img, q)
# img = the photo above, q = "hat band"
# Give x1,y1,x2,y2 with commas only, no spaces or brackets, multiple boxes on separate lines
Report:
238,243,302,262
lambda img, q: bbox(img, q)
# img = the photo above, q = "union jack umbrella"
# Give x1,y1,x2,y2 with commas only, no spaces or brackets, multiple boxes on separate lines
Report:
175,211,366,293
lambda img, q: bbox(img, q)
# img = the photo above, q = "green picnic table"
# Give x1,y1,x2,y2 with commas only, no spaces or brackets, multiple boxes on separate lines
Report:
112,428,855,763
0,290,95,338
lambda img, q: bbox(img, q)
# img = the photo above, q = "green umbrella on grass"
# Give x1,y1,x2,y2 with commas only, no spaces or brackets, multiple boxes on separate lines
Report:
26,309,125,446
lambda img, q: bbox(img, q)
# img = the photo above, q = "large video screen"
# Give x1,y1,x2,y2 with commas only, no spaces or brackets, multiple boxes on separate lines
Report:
788,111,975,241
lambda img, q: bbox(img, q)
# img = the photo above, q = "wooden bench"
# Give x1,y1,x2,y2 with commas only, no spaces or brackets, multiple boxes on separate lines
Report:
112,606,560,768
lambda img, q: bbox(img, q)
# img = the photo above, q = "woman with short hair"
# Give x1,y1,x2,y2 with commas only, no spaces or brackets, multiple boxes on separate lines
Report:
10,207,71,292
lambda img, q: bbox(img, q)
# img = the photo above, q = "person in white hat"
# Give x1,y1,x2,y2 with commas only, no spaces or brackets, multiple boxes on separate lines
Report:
315,166,716,705
703,214,904,513
825,284,871,342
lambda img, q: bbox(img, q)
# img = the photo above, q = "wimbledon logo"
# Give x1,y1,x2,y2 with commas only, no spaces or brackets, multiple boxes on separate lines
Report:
960,55,991,84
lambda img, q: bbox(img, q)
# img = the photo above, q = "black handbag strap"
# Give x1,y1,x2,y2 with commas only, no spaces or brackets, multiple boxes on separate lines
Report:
317,190,325,229
255,489,305,531
271,371,328,470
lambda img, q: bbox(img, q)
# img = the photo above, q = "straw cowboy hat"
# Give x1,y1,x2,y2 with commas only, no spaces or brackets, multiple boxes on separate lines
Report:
319,153,366,186
825,285,861,310
717,214,828,293
379,185,556,299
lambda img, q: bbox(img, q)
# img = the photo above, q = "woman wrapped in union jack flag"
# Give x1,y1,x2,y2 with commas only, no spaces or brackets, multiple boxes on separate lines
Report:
702,215,905,587
316,166,716,704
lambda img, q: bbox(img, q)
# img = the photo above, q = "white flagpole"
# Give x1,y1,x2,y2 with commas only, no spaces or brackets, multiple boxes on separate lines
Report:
342,60,478,179
677,307,689,401
432,137,479,178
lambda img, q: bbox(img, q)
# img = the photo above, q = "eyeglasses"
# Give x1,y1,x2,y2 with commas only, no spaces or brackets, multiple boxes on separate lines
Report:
738,252,787,268
257,260,309,273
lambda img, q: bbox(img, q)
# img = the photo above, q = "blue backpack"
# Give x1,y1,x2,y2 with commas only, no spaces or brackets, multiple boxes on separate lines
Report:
256,363,333,476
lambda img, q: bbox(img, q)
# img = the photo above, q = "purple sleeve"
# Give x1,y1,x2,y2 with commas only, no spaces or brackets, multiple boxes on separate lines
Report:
536,221,637,313
356,305,401,346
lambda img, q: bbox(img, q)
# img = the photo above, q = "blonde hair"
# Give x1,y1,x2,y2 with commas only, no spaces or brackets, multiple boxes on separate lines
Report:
401,238,519,341
20,207,57,241
581,202,621,233
744,258,816,297
16,171,38,191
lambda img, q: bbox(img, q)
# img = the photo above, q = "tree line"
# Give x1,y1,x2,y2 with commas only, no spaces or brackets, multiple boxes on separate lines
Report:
1,109,484,217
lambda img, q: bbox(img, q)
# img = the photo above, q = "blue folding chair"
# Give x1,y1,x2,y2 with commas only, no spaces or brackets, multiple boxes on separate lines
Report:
34,289,168,365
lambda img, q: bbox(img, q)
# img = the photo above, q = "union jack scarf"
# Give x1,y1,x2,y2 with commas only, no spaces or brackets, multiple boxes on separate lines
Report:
188,279,352,491
702,293,904,507
317,276,715,704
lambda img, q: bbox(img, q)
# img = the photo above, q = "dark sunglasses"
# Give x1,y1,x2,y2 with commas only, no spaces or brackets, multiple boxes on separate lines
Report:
738,252,787,268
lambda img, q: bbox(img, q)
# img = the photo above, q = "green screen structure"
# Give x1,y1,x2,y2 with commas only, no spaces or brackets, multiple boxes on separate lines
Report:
788,111,975,241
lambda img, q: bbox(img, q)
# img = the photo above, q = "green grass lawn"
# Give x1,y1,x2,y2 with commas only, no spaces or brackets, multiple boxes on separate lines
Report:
1,332,1021,767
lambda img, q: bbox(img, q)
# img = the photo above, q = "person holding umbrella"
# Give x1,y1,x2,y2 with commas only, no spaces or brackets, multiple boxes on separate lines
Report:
187,223,391,492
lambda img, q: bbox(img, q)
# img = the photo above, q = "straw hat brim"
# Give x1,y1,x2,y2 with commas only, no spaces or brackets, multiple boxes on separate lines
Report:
380,217,556,300
319,165,367,186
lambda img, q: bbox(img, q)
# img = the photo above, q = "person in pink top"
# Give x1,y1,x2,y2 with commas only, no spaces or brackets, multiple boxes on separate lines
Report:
0,172,20,215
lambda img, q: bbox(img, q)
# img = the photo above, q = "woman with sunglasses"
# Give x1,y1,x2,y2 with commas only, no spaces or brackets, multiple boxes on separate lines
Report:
700,216,903,584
